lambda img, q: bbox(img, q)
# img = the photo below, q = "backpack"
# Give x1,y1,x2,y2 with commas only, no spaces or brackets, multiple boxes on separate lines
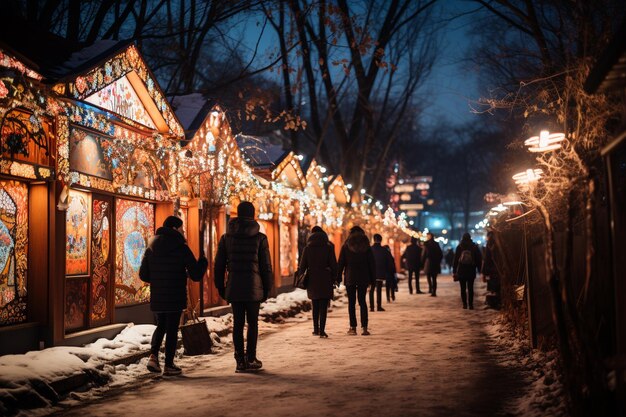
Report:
459,249,474,266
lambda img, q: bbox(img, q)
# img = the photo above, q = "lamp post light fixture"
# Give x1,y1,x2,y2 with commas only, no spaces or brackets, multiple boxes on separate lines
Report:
524,130,566,153
512,168,543,188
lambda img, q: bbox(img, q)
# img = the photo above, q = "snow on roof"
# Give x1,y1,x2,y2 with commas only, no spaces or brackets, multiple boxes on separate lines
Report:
235,133,289,167
169,93,208,131
50,40,127,79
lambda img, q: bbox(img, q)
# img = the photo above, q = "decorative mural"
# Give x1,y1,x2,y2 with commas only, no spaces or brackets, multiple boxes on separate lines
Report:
91,199,111,323
115,199,154,306
64,277,87,331
0,180,28,326
84,75,156,128
66,190,90,275
65,45,183,137
69,128,113,180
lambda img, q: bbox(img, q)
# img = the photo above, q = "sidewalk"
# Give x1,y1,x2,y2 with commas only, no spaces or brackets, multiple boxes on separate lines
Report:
0,288,335,416
43,275,565,417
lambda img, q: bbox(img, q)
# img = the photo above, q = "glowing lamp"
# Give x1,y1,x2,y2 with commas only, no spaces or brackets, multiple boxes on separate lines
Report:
524,130,565,152
512,168,542,185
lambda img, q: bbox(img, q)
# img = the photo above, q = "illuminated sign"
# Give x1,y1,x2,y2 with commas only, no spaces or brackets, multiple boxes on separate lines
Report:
399,203,424,210
394,184,415,193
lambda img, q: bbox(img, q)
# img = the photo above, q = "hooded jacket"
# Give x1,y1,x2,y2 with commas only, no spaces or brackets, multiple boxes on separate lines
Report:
337,230,376,286
214,217,273,302
139,226,208,312
453,236,483,280
297,231,337,300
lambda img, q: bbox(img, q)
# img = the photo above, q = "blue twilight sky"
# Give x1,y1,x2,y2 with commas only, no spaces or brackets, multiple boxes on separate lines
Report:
237,0,481,130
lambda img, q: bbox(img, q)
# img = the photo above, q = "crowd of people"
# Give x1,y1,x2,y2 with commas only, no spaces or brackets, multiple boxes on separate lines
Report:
139,201,500,375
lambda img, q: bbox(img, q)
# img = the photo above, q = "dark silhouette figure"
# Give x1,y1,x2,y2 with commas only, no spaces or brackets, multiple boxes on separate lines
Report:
214,202,273,372
370,234,394,310
482,231,501,309
421,232,443,296
337,226,376,336
383,244,397,301
297,226,338,337
453,232,483,309
139,215,208,376
445,248,454,273
401,237,423,294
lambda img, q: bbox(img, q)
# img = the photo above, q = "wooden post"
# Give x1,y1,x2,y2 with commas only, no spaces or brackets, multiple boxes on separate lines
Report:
198,200,205,315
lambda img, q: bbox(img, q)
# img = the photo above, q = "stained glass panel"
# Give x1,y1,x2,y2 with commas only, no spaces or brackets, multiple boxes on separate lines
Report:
91,199,111,323
69,128,113,180
0,180,27,326
115,199,153,306
84,75,156,128
64,277,87,331
66,190,90,275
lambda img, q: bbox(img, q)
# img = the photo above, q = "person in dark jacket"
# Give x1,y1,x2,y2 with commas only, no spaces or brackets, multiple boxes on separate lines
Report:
139,215,208,376
421,232,443,296
214,201,273,372
337,226,376,336
482,231,500,308
453,232,483,309
370,234,393,311
383,244,397,302
297,226,337,338
445,248,454,273
401,237,423,294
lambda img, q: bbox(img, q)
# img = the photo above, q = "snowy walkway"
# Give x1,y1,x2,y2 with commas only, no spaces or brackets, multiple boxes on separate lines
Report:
50,275,525,417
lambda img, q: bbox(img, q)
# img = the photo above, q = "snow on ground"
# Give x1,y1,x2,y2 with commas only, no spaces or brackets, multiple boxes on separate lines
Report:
2,278,567,417
486,315,567,417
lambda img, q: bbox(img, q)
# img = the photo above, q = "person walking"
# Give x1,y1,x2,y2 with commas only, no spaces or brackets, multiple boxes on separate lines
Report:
401,237,423,294
482,231,501,309
139,215,208,376
297,226,337,338
383,244,397,302
445,248,454,273
421,232,443,297
337,226,376,336
453,232,483,309
370,234,393,310
214,201,273,372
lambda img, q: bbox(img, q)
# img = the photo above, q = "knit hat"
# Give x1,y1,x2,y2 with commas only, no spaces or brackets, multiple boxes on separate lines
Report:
237,201,255,218
311,226,324,233
163,215,183,229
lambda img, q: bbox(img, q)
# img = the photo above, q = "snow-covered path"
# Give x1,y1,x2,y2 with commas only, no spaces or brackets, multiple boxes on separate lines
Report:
51,275,525,417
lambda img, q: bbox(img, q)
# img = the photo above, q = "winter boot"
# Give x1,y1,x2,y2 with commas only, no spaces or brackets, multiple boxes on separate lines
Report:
146,354,161,373
235,353,247,373
319,330,329,338
163,363,182,376
347,327,357,335
246,355,263,371
361,327,371,336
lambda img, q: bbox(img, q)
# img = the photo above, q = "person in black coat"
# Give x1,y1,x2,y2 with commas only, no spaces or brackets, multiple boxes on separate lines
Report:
453,232,483,309
422,232,443,296
401,237,423,294
297,226,337,338
370,234,394,311
214,201,273,372
139,215,208,376
337,226,376,336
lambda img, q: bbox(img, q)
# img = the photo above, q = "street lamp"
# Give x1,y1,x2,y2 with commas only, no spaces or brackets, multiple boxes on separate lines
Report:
512,168,543,188
524,130,566,153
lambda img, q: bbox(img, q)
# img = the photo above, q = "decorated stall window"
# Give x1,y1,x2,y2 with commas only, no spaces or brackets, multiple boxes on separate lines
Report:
69,127,114,181
66,190,90,275
279,222,294,277
64,189,90,331
91,198,111,324
0,180,28,326
115,198,154,306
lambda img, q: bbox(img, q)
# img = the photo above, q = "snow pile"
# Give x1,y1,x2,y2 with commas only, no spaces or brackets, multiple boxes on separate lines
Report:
0,290,334,416
486,316,568,417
